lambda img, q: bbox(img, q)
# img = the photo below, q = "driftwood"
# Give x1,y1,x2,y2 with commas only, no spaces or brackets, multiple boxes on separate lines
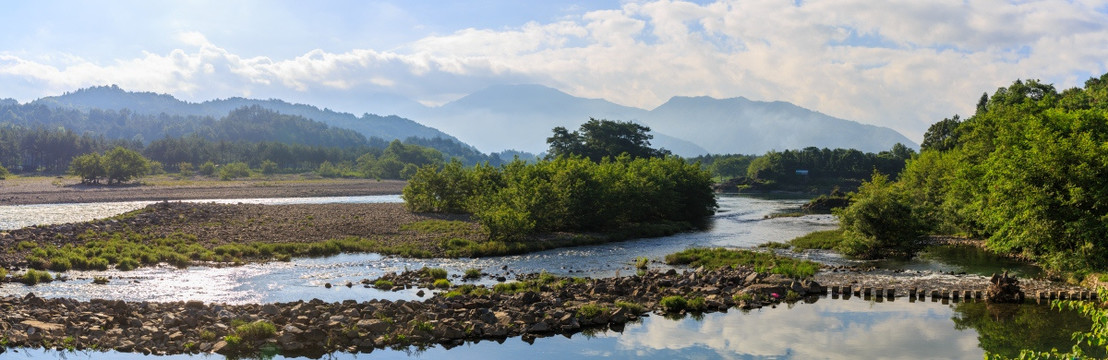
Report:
986,271,1024,303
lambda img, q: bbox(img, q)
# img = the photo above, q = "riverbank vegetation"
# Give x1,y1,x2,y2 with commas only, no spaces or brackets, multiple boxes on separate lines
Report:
404,119,717,241
664,248,819,278
831,73,1108,276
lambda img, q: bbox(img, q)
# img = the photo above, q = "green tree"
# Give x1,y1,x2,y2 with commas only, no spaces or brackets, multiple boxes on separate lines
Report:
260,160,278,175
177,162,194,176
220,162,250,180
199,161,217,176
546,118,670,161
834,172,925,258
711,156,750,179
102,146,150,184
70,153,106,184
920,115,962,152
0,163,9,180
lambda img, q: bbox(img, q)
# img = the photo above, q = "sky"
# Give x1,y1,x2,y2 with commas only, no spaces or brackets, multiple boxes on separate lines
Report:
2,0,1107,142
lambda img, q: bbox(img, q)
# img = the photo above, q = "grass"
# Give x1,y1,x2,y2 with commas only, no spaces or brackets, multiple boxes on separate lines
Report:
664,248,820,278
421,267,448,280
19,269,54,285
0,267,6,280
234,320,277,341
443,284,491,298
433,279,451,289
577,303,608,318
634,256,649,269
660,296,688,312
788,229,846,250
756,241,791,249
491,272,586,294
374,280,394,289
615,301,646,314
413,321,434,332
463,268,482,280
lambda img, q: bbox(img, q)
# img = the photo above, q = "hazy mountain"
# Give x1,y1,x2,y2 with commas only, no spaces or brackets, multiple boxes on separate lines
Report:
404,84,917,156
407,84,708,155
35,85,458,144
643,96,918,154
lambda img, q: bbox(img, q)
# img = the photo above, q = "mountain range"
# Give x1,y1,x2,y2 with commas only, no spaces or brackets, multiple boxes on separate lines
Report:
24,84,917,157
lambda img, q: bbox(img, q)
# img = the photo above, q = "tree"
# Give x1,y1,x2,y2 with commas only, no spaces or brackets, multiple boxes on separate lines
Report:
219,162,250,180
69,153,105,184
546,118,670,161
0,163,9,180
711,156,750,179
102,147,150,184
920,115,962,152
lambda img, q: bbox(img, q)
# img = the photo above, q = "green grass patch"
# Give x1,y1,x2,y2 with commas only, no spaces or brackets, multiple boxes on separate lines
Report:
463,268,482,280
234,320,277,341
442,284,491,298
660,295,688,312
756,241,791,249
614,301,646,314
433,279,451,289
0,267,7,280
577,303,608,318
421,267,448,280
664,248,820,278
788,229,845,250
19,269,53,285
634,256,649,269
374,279,394,289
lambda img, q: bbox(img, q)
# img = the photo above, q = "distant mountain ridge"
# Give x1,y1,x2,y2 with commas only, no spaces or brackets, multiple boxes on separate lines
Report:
400,84,918,156
34,85,460,145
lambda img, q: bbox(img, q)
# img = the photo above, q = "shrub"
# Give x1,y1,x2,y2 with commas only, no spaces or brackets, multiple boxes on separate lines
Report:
433,279,451,289
198,161,217,176
0,267,7,280
374,279,394,289
463,268,482,280
577,303,608,318
235,320,277,341
664,248,819,278
177,162,194,176
220,162,250,180
20,269,54,285
0,164,10,179
634,256,649,269
422,267,448,280
615,301,646,314
260,160,279,175
660,296,688,312
834,172,925,258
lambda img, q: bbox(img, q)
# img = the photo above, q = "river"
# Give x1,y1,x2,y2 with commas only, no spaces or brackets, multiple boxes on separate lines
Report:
0,194,1093,359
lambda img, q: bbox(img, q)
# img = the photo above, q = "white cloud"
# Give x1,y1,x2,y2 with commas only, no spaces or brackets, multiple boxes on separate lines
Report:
1,0,1106,142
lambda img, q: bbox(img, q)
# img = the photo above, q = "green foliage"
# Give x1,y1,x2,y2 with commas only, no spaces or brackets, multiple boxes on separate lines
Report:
422,267,449,280
19,269,54,285
404,155,716,241
463,268,482,280
102,146,150,184
70,153,106,184
219,161,250,180
0,163,9,179
433,279,451,289
659,296,688,312
985,288,1108,359
664,248,819,278
374,279,394,289
615,301,646,314
0,267,7,280
316,160,342,178
234,320,277,341
787,229,845,250
198,161,217,176
259,160,278,175
634,256,649,269
834,172,925,258
887,73,1108,273
546,118,670,161
577,303,608,318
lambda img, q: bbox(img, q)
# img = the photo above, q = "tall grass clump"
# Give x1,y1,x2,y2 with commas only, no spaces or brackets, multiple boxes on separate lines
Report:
665,248,819,278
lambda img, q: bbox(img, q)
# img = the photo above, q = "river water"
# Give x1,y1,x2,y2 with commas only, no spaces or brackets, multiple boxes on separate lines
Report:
0,194,1092,359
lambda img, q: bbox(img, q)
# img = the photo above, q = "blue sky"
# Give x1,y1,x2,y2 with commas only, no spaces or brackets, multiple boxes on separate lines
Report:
2,0,1107,141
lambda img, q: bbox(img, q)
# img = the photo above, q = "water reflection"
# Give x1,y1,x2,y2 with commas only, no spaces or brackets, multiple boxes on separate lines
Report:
5,297,1091,360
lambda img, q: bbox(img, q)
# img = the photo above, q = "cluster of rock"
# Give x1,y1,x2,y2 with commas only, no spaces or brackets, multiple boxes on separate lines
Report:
0,267,821,356
986,271,1024,303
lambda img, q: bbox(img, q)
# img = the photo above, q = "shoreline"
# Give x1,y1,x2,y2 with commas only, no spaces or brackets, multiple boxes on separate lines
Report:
0,176,406,206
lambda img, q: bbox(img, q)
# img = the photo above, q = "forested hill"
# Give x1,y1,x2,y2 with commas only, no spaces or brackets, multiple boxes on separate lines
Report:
33,85,458,144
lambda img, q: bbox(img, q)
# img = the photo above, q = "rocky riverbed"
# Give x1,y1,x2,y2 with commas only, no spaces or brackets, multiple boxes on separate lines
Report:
0,267,820,357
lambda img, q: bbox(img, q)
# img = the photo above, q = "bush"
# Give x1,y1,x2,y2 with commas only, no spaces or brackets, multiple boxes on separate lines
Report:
615,301,646,314
235,320,277,341
374,279,394,289
20,269,54,285
260,160,279,175
660,296,688,312
198,161,217,176
422,267,449,280
433,279,451,289
178,162,194,176
463,268,482,280
0,163,10,179
834,172,925,258
665,248,819,278
220,162,251,180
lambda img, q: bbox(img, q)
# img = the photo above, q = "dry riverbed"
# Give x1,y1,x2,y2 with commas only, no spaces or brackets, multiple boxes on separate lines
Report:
0,176,406,206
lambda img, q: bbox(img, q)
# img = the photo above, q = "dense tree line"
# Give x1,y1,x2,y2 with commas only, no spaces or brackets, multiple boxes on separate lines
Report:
404,156,717,240
837,73,1108,274
405,119,716,240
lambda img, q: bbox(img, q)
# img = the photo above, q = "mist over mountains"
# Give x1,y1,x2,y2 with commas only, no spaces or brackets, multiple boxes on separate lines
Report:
397,84,917,156
20,84,917,157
